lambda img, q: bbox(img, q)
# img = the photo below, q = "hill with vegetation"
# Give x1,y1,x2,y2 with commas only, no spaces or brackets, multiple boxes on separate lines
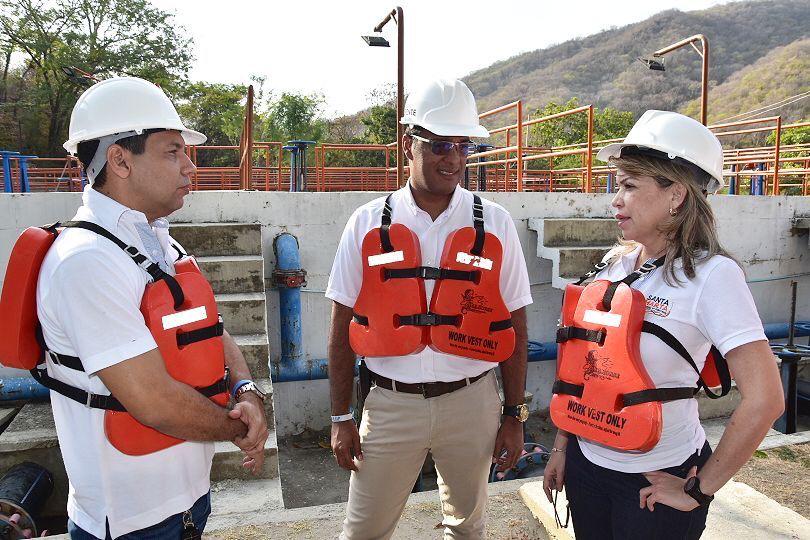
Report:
464,0,809,123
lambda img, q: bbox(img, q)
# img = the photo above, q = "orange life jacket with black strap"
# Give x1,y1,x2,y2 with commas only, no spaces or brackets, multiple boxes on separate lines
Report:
0,221,229,456
349,194,515,362
550,257,732,451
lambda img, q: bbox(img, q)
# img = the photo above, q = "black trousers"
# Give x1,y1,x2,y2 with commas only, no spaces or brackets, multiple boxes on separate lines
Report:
565,437,713,540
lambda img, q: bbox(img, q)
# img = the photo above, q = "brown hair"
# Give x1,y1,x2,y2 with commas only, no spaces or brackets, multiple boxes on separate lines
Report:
611,154,739,285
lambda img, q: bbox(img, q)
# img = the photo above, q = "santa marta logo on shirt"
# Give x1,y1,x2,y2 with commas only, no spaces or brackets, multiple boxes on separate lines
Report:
646,294,672,317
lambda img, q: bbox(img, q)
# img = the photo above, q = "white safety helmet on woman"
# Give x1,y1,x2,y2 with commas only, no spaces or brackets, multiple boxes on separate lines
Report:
400,79,489,138
597,110,725,193
64,76,206,182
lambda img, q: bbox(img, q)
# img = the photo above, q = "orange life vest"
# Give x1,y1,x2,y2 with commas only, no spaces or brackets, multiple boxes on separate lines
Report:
0,221,229,456
550,258,731,451
349,195,515,362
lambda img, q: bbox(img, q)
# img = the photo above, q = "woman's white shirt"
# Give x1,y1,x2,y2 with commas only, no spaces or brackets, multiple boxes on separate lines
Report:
577,246,767,473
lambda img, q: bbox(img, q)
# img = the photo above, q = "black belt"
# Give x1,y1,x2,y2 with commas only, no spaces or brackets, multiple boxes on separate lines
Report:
370,369,490,399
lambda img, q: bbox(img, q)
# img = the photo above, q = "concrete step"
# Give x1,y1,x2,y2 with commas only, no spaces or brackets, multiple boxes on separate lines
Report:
169,223,262,257
256,378,275,431
528,217,613,290
541,218,618,248
793,217,810,248
558,247,612,279
234,333,270,380
197,255,264,294
216,292,267,335
211,429,279,482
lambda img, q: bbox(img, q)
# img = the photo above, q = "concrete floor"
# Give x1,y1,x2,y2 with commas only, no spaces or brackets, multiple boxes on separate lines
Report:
276,411,559,509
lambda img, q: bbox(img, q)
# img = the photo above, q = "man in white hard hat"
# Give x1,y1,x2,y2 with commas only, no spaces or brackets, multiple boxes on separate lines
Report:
38,77,268,539
326,79,532,539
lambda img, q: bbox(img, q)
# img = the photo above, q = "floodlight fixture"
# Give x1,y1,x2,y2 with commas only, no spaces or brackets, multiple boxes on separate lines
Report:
362,34,390,47
638,56,666,71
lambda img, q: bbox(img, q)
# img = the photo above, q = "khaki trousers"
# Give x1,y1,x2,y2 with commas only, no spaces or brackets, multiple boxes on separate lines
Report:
341,370,502,540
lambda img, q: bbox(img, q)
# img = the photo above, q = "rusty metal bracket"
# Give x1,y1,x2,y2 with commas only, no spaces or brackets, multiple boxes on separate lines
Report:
272,268,307,288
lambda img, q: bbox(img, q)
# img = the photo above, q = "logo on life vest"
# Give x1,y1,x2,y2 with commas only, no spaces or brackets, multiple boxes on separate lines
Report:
460,289,493,315
645,295,672,317
583,350,620,381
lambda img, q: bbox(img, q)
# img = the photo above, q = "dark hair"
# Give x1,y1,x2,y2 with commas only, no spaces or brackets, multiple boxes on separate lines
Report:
404,125,426,138
76,128,165,188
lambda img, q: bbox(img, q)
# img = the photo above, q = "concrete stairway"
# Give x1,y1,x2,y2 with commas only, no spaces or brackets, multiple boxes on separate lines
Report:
528,218,618,289
794,217,810,248
0,222,281,528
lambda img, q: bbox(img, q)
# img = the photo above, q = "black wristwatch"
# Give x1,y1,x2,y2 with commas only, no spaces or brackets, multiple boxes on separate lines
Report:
502,403,529,423
684,476,714,507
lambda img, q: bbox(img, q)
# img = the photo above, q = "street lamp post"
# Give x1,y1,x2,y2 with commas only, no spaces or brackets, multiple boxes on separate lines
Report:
639,34,709,125
362,6,404,187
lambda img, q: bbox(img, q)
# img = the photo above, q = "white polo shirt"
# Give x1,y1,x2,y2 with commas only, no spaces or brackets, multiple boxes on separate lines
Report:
36,187,213,538
577,246,767,473
326,182,532,383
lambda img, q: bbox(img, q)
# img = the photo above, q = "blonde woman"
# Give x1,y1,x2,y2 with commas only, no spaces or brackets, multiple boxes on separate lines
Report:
542,111,784,539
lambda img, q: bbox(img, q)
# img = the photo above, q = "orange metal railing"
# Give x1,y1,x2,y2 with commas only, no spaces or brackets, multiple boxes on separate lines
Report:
4,98,807,195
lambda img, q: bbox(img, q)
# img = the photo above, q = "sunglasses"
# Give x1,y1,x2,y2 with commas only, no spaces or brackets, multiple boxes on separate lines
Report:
410,134,478,157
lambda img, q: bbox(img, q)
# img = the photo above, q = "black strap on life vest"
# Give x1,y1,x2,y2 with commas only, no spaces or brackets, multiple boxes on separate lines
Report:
30,366,229,411
379,195,395,253
471,195,486,256
176,316,225,347
642,321,731,399
61,221,185,310
601,256,664,311
397,313,461,327
384,266,479,282
556,326,606,345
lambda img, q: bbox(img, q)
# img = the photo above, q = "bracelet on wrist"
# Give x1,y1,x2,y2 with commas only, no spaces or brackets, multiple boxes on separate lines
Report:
231,379,252,400
551,447,566,453
331,410,354,423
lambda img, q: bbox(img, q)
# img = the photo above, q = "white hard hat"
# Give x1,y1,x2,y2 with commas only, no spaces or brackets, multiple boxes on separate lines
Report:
64,76,206,155
400,79,489,138
597,110,725,193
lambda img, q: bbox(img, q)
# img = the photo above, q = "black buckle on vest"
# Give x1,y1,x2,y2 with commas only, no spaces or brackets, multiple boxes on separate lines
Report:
409,313,442,326
419,266,442,280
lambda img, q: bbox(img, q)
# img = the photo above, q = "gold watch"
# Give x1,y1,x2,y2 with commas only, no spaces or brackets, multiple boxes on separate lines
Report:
503,403,529,422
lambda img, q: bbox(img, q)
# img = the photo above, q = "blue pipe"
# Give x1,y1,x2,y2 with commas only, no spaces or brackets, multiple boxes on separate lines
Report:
0,377,50,401
272,233,329,382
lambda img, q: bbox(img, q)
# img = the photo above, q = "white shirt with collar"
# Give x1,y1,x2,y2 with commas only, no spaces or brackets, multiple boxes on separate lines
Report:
36,186,213,538
325,182,533,384
577,245,767,473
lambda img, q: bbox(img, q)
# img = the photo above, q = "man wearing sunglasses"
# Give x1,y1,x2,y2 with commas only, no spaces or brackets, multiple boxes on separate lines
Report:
326,79,532,539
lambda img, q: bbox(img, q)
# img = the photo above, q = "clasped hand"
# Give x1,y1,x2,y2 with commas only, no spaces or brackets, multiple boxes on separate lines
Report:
229,398,269,474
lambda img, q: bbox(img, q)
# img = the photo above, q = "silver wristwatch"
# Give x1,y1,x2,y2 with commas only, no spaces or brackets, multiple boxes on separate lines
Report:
234,381,266,402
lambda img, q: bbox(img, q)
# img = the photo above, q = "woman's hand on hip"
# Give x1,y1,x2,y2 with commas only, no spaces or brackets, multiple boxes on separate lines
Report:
640,466,700,512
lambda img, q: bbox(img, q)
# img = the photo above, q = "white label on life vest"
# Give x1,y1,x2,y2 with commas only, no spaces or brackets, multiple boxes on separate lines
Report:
368,251,404,267
583,309,621,328
456,252,493,270
162,306,207,330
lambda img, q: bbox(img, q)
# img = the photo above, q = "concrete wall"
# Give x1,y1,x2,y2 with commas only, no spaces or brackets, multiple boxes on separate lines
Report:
1,191,808,436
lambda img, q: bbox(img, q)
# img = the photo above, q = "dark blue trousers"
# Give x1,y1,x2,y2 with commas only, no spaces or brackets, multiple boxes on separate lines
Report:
565,437,712,540
68,491,210,540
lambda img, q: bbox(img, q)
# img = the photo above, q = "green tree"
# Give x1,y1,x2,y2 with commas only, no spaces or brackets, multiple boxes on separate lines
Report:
263,92,326,143
528,97,634,169
766,125,810,146
176,81,247,166
0,0,193,154
361,105,397,145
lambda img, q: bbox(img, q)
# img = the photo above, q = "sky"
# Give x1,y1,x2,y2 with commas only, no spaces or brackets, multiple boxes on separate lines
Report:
150,0,739,118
